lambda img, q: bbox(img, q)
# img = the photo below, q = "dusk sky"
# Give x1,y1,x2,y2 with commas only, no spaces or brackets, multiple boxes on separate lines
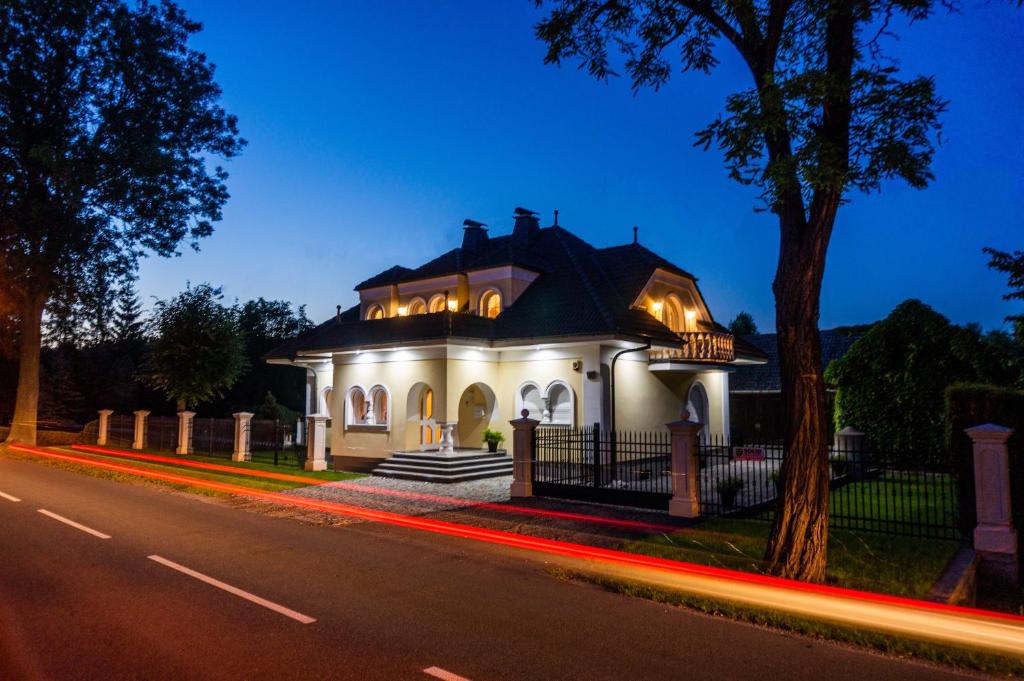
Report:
138,1,1024,332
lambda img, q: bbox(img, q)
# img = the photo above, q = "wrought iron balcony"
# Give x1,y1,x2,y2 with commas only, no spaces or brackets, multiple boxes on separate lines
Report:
649,331,735,364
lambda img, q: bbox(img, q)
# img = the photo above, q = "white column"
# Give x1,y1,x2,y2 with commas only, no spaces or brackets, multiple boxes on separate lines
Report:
97,409,114,446
232,412,254,462
176,411,195,455
132,410,150,450
438,422,456,457
510,410,540,498
581,345,606,428
967,423,1018,585
305,414,328,471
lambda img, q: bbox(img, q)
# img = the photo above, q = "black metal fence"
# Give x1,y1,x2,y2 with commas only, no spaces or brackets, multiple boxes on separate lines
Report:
697,433,964,541
532,424,672,509
106,414,135,448
246,419,306,467
145,415,179,452
190,417,235,456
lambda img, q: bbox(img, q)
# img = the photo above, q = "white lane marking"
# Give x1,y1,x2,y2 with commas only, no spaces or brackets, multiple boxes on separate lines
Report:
0,491,21,502
423,667,473,681
147,555,316,624
37,509,111,539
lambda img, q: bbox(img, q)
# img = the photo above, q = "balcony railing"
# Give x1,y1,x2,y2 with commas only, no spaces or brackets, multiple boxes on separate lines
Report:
650,331,735,364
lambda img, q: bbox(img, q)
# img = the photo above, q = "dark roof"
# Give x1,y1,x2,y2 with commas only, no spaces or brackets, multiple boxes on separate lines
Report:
268,224,768,361
729,329,862,392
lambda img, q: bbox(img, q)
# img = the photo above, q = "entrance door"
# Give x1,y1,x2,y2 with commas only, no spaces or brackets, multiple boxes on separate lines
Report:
419,388,439,450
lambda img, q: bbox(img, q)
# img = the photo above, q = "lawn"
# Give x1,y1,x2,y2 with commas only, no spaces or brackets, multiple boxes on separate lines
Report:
830,472,959,536
622,517,959,599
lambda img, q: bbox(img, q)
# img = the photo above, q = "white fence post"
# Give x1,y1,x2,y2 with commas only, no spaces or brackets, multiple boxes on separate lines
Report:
305,414,328,471
510,410,540,498
132,410,150,450
176,411,195,455
97,409,114,446
966,423,1018,586
668,412,703,518
232,412,254,462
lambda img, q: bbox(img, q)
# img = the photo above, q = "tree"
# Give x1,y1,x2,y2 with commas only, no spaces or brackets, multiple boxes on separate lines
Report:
728,311,758,335
145,284,247,412
985,247,1024,327
113,277,146,346
0,1,243,444
535,1,950,579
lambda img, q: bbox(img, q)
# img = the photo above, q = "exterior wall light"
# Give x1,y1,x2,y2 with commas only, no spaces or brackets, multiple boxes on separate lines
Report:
397,306,408,316
447,299,458,312
684,308,697,331
650,300,663,319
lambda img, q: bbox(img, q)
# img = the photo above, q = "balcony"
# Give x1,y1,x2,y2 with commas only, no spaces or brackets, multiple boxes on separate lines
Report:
649,331,735,365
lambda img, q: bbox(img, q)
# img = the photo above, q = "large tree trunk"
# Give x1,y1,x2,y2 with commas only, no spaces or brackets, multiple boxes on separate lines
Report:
763,205,836,582
6,294,47,446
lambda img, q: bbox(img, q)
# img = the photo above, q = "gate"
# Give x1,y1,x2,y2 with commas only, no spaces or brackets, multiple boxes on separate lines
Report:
532,424,672,510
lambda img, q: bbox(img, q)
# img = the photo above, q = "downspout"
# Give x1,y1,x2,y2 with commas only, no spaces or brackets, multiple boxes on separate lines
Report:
609,339,652,434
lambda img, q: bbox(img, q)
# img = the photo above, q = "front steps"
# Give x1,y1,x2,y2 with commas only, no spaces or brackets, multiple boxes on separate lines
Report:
371,450,512,483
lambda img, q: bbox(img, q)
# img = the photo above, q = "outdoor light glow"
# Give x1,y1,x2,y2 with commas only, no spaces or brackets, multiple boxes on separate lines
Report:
446,299,458,311
397,306,408,316
12,442,1024,658
684,309,697,322
651,301,663,313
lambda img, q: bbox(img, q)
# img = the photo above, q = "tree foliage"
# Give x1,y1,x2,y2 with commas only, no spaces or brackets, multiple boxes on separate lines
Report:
0,0,243,442
728,311,758,335
144,284,247,411
825,300,1018,455
985,247,1024,326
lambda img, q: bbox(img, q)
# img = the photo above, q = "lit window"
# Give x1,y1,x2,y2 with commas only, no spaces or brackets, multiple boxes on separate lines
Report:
368,385,389,426
366,304,384,320
348,385,390,428
479,290,502,319
348,387,367,425
408,298,427,315
428,295,446,313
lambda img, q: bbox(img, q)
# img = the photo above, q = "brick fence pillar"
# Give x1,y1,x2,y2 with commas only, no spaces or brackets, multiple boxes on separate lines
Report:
305,414,328,471
176,411,195,455
667,413,703,518
132,410,150,450
97,409,114,446
232,412,254,462
510,410,540,498
966,423,1018,586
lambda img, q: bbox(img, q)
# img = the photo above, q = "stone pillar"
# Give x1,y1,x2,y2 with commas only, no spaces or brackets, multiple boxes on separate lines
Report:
232,412,254,462
132,410,150,450
667,412,704,518
834,426,867,477
966,424,1018,585
305,414,328,471
176,411,195,455
438,422,456,457
510,410,540,498
97,409,114,446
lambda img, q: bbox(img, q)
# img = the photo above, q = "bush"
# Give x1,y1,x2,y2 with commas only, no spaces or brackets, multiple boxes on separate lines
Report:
945,383,1024,536
482,429,505,445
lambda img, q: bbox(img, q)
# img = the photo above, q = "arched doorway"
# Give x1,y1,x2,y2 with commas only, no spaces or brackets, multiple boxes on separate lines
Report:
457,382,497,449
406,383,439,451
687,381,709,444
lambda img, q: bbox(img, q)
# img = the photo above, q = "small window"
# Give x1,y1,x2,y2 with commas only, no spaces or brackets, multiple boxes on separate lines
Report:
348,387,368,425
479,289,502,319
520,383,543,419
547,383,573,425
427,295,446,313
366,304,384,320
369,385,389,425
408,298,427,315
347,385,389,428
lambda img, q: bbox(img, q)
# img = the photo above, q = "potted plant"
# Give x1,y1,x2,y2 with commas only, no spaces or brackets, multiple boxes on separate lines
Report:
482,429,505,453
830,454,850,479
716,476,744,508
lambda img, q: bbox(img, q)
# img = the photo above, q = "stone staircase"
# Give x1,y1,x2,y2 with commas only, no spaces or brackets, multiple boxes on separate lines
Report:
371,450,512,483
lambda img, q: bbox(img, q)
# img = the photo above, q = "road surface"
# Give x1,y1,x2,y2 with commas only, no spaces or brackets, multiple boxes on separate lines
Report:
0,456,980,680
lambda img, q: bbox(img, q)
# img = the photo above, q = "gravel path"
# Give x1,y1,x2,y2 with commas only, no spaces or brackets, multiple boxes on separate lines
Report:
284,474,512,516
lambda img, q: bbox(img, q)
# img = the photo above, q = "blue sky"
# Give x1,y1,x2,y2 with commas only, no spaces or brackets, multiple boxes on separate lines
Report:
137,1,1024,332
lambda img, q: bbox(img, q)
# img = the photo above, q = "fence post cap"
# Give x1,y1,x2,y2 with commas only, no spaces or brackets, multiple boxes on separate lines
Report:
98,409,114,416
177,411,196,417
306,413,329,423
965,423,1015,442
133,410,151,417
835,426,864,436
232,411,255,419
666,419,703,433
510,410,540,429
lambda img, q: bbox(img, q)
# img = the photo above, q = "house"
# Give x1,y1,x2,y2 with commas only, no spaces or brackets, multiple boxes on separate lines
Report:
728,329,863,441
267,208,767,473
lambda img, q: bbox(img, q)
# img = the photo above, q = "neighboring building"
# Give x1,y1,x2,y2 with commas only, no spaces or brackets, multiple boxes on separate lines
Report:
267,208,766,472
729,329,862,441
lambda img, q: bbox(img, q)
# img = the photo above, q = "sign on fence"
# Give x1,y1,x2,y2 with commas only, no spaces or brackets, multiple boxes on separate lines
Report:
732,446,766,462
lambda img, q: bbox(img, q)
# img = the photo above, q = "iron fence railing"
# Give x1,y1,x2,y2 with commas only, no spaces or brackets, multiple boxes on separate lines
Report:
697,433,964,541
145,415,179,452
107,414,135,448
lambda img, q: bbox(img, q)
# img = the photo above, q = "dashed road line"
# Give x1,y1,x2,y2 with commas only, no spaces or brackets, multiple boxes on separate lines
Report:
147,555,316,624
423,666,473,681
0,490,21,502
37,509,111,539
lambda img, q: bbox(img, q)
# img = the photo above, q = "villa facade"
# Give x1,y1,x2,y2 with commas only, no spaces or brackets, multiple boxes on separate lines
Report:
267,208,766,472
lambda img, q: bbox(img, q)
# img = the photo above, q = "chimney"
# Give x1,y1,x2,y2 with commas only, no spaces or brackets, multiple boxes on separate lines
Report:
461,219,489,253
512,207,540,248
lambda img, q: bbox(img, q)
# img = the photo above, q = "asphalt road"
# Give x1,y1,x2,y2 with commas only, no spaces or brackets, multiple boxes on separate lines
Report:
0,456,982,681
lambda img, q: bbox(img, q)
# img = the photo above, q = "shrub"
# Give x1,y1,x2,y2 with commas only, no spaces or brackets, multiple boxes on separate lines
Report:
482,429,505,445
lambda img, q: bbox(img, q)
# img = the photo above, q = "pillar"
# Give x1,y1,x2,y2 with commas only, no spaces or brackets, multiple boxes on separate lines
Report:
232,412,254,462
833,426,867,478
176,411,195,455
132,410,150,450
306,414,328,471
97,409,114,446
966,423,1018,586
667,411,703,518
510,410,540,498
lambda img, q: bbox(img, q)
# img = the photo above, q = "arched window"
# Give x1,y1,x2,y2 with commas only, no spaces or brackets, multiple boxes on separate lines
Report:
427,295,446,313
518,382,543,420
408,298,427,315
479,289,502,318
365,304,384,320
663,294,684,333
545,381,574,426
347,387,367,426
368,385,389,426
